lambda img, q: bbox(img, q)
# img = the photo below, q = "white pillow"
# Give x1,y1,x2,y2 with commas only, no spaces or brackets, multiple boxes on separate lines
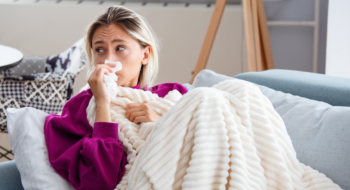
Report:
7,107,75,190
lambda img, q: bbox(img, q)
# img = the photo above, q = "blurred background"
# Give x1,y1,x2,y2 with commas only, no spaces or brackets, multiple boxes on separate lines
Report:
0,0,329,85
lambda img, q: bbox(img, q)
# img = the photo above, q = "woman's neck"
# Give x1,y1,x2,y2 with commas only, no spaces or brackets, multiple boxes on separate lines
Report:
119,78,139,88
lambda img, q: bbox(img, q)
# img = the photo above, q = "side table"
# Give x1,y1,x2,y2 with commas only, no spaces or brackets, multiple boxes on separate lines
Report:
0,45,23,71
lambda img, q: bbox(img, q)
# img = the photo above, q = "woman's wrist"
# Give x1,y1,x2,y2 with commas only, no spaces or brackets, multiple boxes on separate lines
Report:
95,103,111,123
95,97,110,106
96,100,110,107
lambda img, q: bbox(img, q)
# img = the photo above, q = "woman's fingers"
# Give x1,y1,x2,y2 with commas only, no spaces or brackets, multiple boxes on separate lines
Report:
133,116,147,124
96,64,114,74
97,65,113,76
129,111,145,122
125,103,160,123
89,64,113,81
126,103,142,119
97,67,111,78
87,64,116,105
89,68,109,84
127,103,142,109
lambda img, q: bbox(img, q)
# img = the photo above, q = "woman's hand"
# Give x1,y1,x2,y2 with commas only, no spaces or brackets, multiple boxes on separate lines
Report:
126,103,161,124
88,63,116,105
88,63,116,122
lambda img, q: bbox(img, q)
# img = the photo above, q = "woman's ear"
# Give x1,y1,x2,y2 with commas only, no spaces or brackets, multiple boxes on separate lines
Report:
141,46,151,65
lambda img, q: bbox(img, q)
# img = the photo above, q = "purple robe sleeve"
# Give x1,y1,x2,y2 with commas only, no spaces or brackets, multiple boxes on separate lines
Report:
44,89,126,190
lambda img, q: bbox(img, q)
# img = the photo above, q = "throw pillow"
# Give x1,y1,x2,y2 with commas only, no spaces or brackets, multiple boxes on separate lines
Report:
7,107,75,190
45,38,88,99
45,38,86,74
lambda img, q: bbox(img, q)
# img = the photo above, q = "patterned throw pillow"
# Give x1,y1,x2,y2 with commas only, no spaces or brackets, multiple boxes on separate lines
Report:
45,38,88,100
45,38,85,73
0,73,76,132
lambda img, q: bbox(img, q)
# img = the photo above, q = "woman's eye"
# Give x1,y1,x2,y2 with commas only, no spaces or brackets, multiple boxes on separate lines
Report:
117,46,126,51
95,48,103,53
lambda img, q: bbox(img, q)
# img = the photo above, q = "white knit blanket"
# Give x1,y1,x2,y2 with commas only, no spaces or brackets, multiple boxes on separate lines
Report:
86,80,342,190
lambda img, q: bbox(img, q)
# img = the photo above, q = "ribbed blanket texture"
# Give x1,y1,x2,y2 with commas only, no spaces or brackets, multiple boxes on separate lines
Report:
86,80,342,190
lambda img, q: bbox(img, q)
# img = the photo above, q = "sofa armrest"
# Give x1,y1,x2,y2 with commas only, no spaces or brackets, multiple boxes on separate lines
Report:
0,160,24,190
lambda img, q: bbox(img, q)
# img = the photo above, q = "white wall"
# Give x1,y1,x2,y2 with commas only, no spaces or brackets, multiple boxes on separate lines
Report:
0,1,246,95
326,0,350,78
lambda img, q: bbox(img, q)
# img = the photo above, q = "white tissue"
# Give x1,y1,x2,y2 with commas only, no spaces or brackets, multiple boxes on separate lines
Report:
103,59,122,98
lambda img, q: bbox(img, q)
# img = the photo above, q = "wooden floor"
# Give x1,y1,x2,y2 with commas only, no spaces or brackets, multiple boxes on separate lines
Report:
0,133,14,163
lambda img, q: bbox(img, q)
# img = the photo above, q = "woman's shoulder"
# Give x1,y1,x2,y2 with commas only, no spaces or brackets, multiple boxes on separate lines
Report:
67,88,93,104
150,82,188,98
59,88,93,116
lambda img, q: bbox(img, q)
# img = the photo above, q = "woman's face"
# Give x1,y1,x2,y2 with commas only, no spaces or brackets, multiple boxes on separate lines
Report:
91,23,151,87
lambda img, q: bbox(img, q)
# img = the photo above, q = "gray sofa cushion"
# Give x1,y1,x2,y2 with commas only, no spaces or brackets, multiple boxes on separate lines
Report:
235,69,350,107
0,160,24,190
192,69,350,190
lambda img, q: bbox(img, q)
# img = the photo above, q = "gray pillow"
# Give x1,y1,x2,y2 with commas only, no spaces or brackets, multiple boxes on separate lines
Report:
192,69,350,190
192,69,236,87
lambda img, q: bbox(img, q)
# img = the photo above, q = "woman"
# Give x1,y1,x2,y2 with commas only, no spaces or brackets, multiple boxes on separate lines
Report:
44,6,188,190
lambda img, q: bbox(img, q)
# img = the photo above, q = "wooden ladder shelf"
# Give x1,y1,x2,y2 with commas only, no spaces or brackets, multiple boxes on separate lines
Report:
190,0,275,84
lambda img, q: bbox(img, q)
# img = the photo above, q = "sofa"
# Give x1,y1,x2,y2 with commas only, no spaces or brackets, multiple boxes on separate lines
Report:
0,69,349,190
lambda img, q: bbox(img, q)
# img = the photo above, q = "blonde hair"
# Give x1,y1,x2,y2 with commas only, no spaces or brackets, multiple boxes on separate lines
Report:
85,6,159,90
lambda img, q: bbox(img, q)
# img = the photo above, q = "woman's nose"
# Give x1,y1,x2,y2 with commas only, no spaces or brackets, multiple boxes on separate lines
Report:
105,51,118,63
